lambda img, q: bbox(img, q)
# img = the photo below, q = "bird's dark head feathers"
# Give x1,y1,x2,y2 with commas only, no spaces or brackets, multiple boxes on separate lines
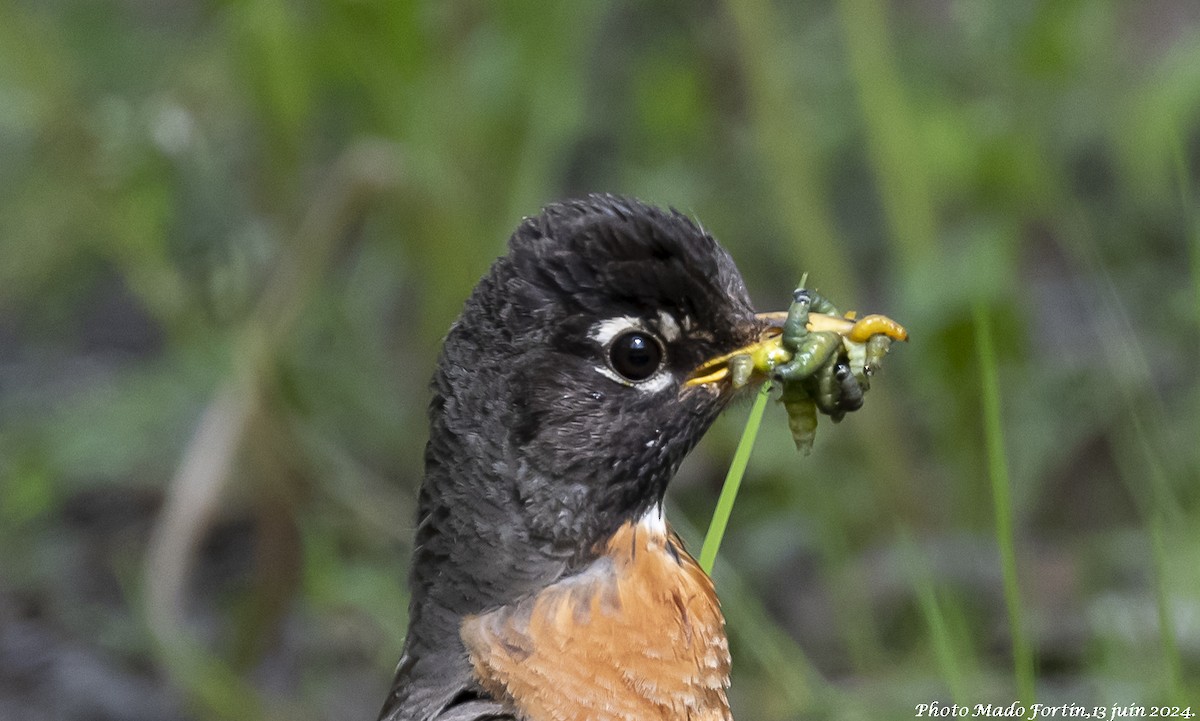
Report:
432,195,757,545
387,195,763,720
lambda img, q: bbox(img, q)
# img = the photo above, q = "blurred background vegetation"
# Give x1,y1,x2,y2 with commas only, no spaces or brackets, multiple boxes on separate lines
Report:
2,0,1199,719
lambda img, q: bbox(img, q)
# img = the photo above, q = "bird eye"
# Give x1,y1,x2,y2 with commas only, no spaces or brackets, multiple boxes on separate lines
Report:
608,331,664,382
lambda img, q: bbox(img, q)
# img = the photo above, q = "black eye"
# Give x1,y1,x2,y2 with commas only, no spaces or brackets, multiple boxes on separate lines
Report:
608,331,664,382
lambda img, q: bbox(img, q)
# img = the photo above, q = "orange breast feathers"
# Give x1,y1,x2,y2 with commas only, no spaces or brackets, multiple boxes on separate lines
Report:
459,509,732,721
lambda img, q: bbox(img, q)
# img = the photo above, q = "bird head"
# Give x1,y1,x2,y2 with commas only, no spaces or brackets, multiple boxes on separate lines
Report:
391,195,777,718
427,195,768,559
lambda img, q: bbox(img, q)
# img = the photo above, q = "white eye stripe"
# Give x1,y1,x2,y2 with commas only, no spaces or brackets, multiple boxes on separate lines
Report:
589,312,685,345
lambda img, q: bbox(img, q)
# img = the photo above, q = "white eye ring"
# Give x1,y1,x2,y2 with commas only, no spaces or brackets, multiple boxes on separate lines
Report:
588,317,673,392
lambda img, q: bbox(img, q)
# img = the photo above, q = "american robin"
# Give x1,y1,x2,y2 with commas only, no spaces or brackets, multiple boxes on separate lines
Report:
377,194,864,721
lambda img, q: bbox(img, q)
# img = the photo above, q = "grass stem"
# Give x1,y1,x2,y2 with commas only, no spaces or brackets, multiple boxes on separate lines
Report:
700,381,772,574
899,529,970,705
973,301,1036,705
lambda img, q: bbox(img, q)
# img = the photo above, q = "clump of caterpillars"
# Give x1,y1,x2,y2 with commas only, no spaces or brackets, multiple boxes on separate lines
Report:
691,282,908,454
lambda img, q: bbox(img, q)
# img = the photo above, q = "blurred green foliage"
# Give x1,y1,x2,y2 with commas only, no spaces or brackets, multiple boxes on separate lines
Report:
1,1,1198,720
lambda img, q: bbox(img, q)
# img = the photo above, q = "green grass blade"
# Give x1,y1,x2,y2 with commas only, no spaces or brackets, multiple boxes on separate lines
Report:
700,381,773,574
898,528,970,705
973,301,1036,705
1149,517,1184,702
1169,128,1200,331
835,0,935,273
1057,208,1186,702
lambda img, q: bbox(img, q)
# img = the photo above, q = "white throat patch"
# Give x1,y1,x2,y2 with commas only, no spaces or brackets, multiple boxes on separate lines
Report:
636,503,668,537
